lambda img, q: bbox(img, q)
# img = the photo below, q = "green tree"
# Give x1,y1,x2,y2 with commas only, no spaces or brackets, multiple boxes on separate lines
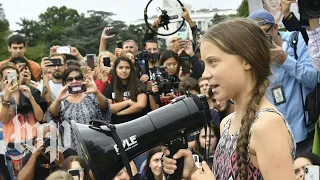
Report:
0,3,10,61
15,18,44,46
237,0,249,17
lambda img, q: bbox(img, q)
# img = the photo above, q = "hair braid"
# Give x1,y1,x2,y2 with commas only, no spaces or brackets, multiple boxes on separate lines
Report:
236,79,269,179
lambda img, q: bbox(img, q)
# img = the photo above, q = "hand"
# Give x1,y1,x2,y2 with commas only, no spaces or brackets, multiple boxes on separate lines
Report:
101,67,111,83
185,41,195,57
84,75,98,95
270,42,288,64
181,7,192,22
32,138,45,157
19,85,32,99
140,74,149,83
19,67,31,85
115,48,123,58
151,83,159,93
2,79,18,101
49,45,60,55
191,161,216,180
281,0,295,18
101,27,115,40
163,93,177,100
176,40,187,52
41,57,52,75
56,85,70,101
162,148,197,179
86,66,95,79
70,46,81,57
152,17,161,29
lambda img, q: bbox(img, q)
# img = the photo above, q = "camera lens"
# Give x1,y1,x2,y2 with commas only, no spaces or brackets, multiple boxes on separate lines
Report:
305,167,308,174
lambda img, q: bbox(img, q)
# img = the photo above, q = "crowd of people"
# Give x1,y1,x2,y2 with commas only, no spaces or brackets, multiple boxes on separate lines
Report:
0,1,320,180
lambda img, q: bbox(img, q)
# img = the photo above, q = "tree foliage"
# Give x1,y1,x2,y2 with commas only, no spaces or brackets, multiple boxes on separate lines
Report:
237,0,249,17
0,3,10,61
13,6,146,61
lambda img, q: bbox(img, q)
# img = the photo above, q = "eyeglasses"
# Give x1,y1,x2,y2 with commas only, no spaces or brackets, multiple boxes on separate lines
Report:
264,24,274,33
66,75,83,82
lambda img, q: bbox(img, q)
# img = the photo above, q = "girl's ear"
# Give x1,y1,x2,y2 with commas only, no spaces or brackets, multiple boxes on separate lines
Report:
244,61,252,71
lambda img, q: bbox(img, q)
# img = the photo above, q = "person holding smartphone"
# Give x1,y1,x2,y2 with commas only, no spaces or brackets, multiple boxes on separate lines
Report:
0,62,47,179
62,156,94,180
47,66,111,157
93,51,116,93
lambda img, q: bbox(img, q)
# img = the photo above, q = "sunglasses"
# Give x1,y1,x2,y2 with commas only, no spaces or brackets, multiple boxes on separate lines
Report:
66,75,83,82
264,24,274,33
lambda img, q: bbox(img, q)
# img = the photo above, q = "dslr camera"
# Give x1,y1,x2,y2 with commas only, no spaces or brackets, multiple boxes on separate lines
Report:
299,0,320,19
153,66,179,94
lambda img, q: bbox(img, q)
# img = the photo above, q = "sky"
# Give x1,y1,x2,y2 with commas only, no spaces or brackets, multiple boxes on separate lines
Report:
1,0,243,30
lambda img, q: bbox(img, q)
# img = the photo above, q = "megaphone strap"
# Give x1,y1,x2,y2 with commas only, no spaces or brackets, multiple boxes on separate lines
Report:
89,120,135,180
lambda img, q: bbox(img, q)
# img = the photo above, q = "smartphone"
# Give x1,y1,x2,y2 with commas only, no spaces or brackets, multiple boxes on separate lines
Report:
178,32,185,39
180,55,191,74
56,46,71,54
192,154,201,168
116,41,123,49
305,165,320,180
103,57,111,67
47,58,62,66
86,54,95,69
68,84,87,94
106,28,118,36
18,63,27,71
68,169,80,180
7,70,18,88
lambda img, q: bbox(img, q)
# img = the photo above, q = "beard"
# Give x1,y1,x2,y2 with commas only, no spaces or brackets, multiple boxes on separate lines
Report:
52,72,62,79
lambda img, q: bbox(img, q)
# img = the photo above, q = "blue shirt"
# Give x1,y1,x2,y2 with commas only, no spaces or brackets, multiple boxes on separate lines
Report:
266,31,319,143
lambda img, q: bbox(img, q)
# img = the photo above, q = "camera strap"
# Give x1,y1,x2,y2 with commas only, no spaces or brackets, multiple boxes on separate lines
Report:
91,120,135,180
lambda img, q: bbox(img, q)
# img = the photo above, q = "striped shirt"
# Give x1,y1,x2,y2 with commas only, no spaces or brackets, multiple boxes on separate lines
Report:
307,26,320,72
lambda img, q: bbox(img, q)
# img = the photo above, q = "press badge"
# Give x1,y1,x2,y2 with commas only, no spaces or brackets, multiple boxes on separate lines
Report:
271,85,286,105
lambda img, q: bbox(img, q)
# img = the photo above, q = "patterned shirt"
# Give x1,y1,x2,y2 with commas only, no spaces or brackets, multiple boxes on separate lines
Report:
213,108,296,180
307,26,320,72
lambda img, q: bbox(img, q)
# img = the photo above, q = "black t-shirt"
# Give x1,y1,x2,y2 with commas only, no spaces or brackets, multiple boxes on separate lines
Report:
103,81,148,124
22,148,77,180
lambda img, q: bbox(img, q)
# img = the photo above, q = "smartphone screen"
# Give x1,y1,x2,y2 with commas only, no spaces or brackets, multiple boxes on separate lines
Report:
56,46,71,54
305,165,320,180
180,55,191,74
103,57,111,67
116,41,123,49
49,58,62,66
7,70,18,88
68,169,80,180
86,54,95,69
68,84,87,94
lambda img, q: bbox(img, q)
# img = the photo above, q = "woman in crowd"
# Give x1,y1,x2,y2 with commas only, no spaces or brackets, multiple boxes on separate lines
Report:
48,66,111,156
93,51,116,93
163,19,296,179
46,170,73,180
0,62,47,179
294,152,320,180
10,57,37,86
103,57,147,124
149,50,182,107
189,123,220,168
142,146,165,180
62,156,94,180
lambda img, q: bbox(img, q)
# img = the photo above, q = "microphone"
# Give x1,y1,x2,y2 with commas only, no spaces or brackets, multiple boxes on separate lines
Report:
71,94,210,180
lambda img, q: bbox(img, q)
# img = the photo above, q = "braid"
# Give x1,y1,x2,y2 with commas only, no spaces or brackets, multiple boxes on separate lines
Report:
236,79,269,179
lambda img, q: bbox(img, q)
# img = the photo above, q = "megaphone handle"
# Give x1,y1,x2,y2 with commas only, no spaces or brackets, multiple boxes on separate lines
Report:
165,136,187,180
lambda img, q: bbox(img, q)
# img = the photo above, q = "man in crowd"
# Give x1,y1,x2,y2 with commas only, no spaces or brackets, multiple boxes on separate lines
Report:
0,35,41,81
40,53,67,105
18,123,76,180
248,10,319,155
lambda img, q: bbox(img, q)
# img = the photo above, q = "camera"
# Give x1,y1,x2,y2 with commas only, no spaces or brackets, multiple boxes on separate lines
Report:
299,0,320,19
46,58,62,66
137,50,152,61
153,66,179,94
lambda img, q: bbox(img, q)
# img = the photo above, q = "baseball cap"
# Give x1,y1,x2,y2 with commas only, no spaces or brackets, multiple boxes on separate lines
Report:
248,9,275,26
